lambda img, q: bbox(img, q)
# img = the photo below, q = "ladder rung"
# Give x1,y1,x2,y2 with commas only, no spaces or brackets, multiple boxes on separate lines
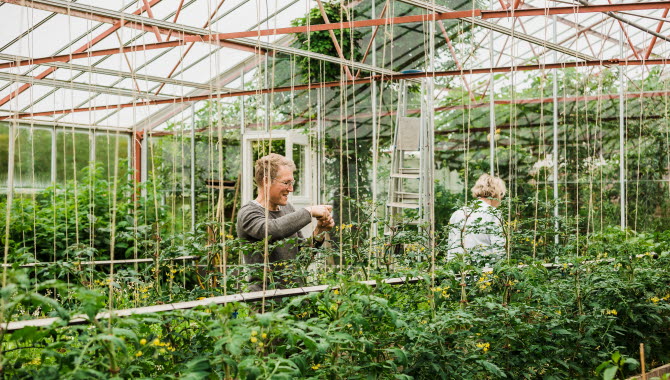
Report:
396,192,420,199
391,173,420,179
387,202,420,209
399,168,420,174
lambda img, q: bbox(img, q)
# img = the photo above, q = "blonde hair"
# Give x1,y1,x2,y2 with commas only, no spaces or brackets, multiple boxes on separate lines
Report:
254,153,296,187
471,173,506,200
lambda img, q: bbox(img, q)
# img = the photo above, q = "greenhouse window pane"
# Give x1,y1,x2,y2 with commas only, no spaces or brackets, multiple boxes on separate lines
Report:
95,133,130,180
292,143,305,196
56,131,90,183
14,127,52,189
0,123,8,186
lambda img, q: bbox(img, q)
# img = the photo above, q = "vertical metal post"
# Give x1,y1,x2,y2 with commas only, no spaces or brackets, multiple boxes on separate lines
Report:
190,104,197,232
3,121,16,284
489,21,496,175
619,28,626,230
264,56,270,132
316,89,323,205
51,126,57,184
240,68,246,135
133,131,143,184
552,15,560,245
426,10,437,282
140,132,148,183
370,0,378,238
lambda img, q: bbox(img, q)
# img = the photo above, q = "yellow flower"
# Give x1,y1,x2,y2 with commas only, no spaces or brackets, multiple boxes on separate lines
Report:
139,338,147,345
197,297,206,300
330,304,338,311
226,235,234,239
312,363,321,370
152,338,161,346
346,323,352,328
135,351,143,357
250,337,258,343
261,333,267,339
251,330,258,336
651,297,661,303
258,342,264,347
333,289,340,295
476,342,491,353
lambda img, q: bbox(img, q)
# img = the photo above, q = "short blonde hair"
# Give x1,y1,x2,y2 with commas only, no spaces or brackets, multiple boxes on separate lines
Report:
471,174,506,200
254,153,296,187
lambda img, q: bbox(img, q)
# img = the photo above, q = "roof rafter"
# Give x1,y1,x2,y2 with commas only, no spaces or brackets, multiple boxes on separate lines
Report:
398,0,596,61
0,71,172,100
0,53,226,92
5,58,670,121
1,0,401,77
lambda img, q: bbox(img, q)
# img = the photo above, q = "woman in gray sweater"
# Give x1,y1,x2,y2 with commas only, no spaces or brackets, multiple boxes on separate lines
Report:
236,153,334,290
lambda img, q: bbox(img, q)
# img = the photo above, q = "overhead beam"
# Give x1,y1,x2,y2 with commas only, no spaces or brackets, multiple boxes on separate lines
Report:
0,118,133,133
0,0,165,107
482,1,670,18
0,41,186,70
1,0,400,77
0,53,227,92
575,0,670,43
5,58,670,120
398,0,596,61
0,71,172,100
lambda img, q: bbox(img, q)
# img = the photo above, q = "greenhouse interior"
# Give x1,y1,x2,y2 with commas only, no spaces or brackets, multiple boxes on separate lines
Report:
1,0,670,378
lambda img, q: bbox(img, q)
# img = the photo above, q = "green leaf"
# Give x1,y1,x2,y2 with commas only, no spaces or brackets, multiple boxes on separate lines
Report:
477,360,507,378
603,366,618,380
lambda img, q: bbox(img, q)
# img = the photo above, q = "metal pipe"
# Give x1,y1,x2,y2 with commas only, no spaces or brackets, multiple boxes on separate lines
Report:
0,71,171,100
575,0,670,43
398,0,595,61
10,59,670,121
552,15,559,245
370,14,378,240
619,28,627,230
190,105,196,232
489,15,496,176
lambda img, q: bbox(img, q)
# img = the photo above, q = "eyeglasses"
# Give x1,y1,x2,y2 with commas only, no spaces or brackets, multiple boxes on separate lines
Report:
273,179,295,188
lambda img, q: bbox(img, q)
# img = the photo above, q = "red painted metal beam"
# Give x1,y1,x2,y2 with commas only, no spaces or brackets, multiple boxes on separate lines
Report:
6,58,670,120
314,0,354,81
0,40,187,70
154,0,228,96
193,9,481,41
644,8,670,59
355,1,389,79
437,20,475,101
481,2,670,18
0,0,164,107
141,0,163,42
166,0,186,41
133,131,143,184
607,0,642,60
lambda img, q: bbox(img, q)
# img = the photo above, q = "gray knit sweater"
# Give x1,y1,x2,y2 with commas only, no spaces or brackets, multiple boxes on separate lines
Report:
236,201,313,264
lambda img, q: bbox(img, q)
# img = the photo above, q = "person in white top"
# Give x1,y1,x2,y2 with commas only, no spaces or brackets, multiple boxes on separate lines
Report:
447,174,507,268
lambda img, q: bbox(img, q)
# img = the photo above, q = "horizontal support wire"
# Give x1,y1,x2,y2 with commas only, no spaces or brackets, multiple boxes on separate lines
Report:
1,255,202,268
